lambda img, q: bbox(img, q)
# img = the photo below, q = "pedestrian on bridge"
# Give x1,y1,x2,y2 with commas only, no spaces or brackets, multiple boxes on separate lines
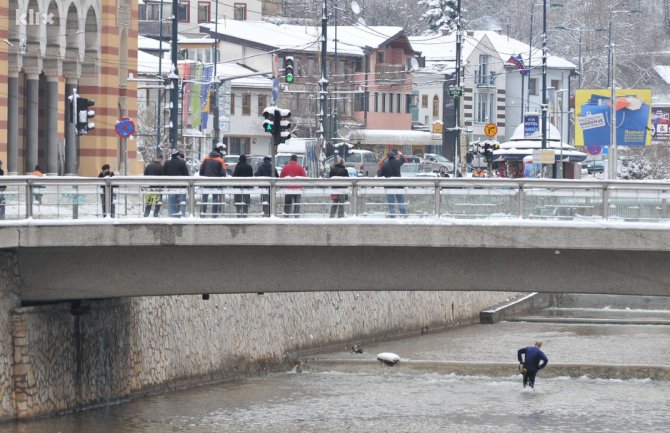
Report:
328,157,348,218
97,164,114,217
379,151,406,218
280,154,307,218
233,154,253,217
199,149,226,218
143,154,164,217
164,150,190,217
517,340,548,389
254,156,278,217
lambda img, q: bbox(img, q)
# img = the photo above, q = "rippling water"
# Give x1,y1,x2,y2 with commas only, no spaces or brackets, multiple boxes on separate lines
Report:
8,371,670,433
6,321,670,433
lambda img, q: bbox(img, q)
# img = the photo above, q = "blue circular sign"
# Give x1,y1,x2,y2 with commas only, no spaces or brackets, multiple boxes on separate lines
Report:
115,117,135,138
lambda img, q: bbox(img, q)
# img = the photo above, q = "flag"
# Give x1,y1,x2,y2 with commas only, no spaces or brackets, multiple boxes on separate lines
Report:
507,54,528,76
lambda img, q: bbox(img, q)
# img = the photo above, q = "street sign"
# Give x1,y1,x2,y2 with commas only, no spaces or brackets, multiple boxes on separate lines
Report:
115,117,135,138
533,149,555,164
272,78,279,103
448,86,463,97
524,113,540,138
484,123,498,137
584,145,603,156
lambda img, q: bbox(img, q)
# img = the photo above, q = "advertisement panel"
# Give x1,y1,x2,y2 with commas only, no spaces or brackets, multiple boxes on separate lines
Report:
651,106,670,145
574,89,652,147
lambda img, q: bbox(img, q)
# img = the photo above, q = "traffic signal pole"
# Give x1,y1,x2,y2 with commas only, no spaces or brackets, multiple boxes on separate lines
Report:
169,0,179,149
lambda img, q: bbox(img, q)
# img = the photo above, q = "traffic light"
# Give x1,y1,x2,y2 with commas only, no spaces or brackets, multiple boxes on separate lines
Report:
76,98,96,135
262,106,275,134
284,56,294,84
484,142,493,163
275,108,291,144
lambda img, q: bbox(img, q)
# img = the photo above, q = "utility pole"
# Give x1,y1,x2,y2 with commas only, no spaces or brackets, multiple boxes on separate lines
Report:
156,0,164,155
212,0,220,149
541,0,548,152
319,0,329,155
169,0,179,149
454,0,462,177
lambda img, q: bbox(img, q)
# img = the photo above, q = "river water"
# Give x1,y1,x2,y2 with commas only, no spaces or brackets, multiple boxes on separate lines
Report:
5,316,670,433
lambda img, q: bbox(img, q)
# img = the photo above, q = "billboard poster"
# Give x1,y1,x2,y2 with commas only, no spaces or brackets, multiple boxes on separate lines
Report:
574,89,652,147
651,106,670,144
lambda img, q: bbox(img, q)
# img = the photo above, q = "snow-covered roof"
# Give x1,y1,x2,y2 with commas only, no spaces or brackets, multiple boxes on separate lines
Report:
137,50,170,75
215,62,273,88
201,21,408,56
653,65,670,85
409,30,575,74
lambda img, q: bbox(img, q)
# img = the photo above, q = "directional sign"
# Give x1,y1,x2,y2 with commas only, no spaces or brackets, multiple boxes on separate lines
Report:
115,117,135,138
448,86,463,97
484,123,498,137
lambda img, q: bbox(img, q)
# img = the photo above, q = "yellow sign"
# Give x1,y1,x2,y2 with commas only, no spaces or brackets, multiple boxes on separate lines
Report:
484,123,498,137
432,122,443,134
533,149,555,164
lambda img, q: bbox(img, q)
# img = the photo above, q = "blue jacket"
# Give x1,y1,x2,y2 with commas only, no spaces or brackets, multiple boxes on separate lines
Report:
518,346,548,372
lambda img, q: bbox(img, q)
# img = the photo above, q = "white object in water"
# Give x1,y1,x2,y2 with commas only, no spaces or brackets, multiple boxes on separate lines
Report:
377,352,400,366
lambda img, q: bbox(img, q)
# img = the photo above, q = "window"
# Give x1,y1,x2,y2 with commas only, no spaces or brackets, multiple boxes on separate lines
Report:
432,95,439,118
528,78,538,95
234,3,247,21
242,94,251,115
230,93,235,115
405,94,412,113
354,92,366,112
477,54,489,84
374,92,379,112
381,93,386,113
396,94,401,113
474,93,496,123
389,93,394,112
376,51,384,64
258,95,267,115
198,2,210,23
421,94,428,108
354,58,363,73
177,1,189,22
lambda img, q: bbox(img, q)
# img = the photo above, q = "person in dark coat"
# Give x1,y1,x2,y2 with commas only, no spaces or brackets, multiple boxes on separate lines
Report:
517,340,548,389
143,154,164,217
254,156,278,217
199,149,226,217
97,163,115,217
164,149,190,217
328,157,349,218
232,154,254,217
379,151,406,217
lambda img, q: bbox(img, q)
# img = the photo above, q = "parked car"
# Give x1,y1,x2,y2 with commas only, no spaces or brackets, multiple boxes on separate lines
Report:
324,150,379,177
586,160,605,174
424,153,455,173
224,154,239,175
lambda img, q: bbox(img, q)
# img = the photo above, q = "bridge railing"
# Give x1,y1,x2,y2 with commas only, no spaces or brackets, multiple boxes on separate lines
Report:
1,176,669,222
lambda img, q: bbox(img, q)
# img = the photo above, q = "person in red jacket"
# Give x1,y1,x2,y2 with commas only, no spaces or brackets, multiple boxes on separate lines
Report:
279,154,307,217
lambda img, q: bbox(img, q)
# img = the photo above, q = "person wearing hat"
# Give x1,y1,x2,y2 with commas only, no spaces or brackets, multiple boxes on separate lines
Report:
97,163,115,217
379,151,406,217
232,154,253,217
254,156,279,217
164,149,190,217
517,340,548,389
199,149,226,217
279,154,307,218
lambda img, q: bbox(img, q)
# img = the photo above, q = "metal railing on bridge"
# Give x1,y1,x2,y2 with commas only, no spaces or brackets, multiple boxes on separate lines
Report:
1,176,670,222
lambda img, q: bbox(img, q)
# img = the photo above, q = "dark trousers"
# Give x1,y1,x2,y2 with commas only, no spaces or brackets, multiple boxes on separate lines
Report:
100,193,115,217
144,190,162,217
201,189,222,217
330,194,346,218
522,369,538,388
234,193,251,217
284,194,301,217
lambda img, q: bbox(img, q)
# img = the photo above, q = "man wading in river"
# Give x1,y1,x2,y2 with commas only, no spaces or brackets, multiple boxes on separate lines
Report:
517,340,548,389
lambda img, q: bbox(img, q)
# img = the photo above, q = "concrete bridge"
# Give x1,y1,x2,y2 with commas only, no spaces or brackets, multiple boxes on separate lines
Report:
2,218,669,301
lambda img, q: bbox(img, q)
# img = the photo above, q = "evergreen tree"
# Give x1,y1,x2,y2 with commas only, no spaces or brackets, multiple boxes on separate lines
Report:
419,0,458,33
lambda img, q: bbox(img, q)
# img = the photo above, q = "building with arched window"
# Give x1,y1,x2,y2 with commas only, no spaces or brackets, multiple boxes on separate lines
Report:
1,0,140,176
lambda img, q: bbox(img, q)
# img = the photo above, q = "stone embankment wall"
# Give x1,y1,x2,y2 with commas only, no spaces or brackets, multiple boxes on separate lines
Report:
0,250,518,420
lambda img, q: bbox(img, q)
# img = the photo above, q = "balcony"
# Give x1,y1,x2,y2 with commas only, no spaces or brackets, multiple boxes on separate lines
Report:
374,63,406,85
474,72,497,87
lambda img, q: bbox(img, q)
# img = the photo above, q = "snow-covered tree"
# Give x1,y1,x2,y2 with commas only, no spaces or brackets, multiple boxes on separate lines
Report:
419,0,458,33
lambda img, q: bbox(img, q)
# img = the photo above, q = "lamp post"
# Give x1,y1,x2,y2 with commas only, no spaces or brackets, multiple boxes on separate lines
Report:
541,0,548,152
